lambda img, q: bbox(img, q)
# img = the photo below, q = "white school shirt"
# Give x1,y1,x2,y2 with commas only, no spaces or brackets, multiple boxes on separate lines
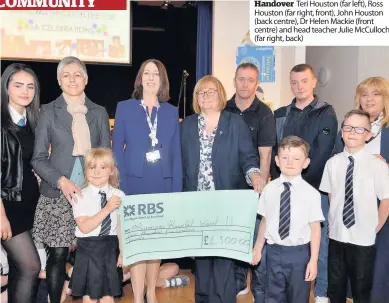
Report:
320,147,389,246
257,174,324,246
73,184,125,238
9,105,27,124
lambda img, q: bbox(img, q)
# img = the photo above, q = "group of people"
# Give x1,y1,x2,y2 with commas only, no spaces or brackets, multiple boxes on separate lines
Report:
249,67,389,303
0,55,388,303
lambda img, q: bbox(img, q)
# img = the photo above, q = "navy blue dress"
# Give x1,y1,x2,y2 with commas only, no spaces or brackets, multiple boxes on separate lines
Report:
124,108,172,195
112,99,182,196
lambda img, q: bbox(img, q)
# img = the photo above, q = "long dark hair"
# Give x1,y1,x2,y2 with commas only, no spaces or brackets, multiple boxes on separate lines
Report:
1,63,40,131
132,59,170,102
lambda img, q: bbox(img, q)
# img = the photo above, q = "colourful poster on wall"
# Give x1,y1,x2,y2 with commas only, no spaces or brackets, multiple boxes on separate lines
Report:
236,44,275,83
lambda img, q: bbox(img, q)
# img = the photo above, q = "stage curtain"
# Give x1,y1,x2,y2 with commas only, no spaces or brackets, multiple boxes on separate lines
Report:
196,1,213,82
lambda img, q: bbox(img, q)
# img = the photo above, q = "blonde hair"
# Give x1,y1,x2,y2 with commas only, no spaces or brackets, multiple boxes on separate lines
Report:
83,148,119,188
192,75,227,114
354,77,389,127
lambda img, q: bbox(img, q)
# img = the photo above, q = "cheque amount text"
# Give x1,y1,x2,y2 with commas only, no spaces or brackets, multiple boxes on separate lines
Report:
204,236,250,246
202,230,252,253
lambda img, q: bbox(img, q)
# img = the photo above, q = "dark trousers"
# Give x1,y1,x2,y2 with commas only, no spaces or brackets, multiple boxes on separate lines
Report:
235,216,267,302
371,219,389,303
266,243,311,303
328,239,376,303
195,257,236,303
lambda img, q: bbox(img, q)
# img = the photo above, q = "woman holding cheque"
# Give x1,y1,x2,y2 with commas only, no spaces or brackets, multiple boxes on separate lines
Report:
180,75,262,303
112,59,182,303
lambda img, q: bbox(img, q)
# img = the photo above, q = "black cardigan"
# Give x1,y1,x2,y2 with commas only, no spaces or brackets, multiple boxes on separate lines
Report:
181,110,259,192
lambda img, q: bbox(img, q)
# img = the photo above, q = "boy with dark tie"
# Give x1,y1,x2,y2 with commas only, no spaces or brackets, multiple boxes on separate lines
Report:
252,136,324,303
320,109,389,303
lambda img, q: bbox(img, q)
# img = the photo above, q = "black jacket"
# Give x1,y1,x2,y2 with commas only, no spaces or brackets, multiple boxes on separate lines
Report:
1,127,23,201
271,98,338,189
181,111,259,191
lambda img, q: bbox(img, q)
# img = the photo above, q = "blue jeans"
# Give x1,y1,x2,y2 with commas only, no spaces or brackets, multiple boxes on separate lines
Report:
236,216,267,303
315,193,329,298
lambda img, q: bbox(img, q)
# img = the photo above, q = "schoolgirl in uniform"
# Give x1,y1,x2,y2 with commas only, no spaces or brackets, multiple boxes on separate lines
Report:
70,148,124,303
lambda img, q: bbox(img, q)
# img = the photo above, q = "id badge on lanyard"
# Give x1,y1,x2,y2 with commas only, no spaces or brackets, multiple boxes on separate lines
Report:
141,100,161,163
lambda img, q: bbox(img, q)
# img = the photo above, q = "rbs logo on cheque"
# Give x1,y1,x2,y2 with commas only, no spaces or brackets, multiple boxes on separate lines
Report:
124,203,164,218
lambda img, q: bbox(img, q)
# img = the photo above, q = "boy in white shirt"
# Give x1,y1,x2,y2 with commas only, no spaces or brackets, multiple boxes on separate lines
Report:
320,109,389,303
252,136,324,303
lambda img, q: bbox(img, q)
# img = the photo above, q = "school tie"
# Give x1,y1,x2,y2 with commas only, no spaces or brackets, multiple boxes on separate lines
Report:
343,156,355,228
99,190,111,236
279,182,291,240
17,117,26,127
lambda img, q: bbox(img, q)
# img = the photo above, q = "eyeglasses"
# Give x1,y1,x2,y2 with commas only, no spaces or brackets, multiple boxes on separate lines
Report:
342,125,370,134
197,90,217,98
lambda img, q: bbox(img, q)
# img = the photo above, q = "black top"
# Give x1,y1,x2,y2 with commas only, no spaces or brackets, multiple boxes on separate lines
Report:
226,95,276,150
283,97,319,138
3,124,40,236
272,97,338,189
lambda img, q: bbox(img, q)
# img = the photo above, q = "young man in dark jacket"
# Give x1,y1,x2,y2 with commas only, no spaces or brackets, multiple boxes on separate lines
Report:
271,64,338,303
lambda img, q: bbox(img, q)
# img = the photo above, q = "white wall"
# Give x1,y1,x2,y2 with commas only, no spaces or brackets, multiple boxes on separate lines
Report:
306,46,389,124
306,47,359,124
358,47,389,81
279,47,298,107
212,1,389,116
212,1,301,110
212,1,248,99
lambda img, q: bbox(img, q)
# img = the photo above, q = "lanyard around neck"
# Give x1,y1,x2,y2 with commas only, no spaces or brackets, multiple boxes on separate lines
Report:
140,100,159,147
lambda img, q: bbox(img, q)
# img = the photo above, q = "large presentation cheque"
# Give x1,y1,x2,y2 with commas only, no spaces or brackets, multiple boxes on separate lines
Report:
119,190,259,266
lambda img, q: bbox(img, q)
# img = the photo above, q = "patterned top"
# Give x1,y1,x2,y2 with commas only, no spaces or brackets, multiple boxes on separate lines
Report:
196,114,260,191
197,114,217,191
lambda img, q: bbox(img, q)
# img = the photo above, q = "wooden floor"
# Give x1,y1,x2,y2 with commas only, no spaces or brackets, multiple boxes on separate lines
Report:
64,269,329,303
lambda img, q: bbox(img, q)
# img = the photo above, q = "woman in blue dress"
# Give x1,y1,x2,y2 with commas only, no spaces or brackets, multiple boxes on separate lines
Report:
112,59,182,303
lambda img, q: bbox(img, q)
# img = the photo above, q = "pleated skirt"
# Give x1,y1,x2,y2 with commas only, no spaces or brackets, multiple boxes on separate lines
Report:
70,235,121,299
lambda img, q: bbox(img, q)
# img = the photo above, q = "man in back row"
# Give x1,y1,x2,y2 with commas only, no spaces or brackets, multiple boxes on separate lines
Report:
226,62,276,303
271,63,338,303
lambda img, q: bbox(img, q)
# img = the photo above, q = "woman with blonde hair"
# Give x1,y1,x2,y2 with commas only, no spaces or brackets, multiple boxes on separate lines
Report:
334,76,389,302
181,75,262,303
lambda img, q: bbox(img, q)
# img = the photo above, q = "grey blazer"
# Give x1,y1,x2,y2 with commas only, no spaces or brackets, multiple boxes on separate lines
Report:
31,95,111,198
